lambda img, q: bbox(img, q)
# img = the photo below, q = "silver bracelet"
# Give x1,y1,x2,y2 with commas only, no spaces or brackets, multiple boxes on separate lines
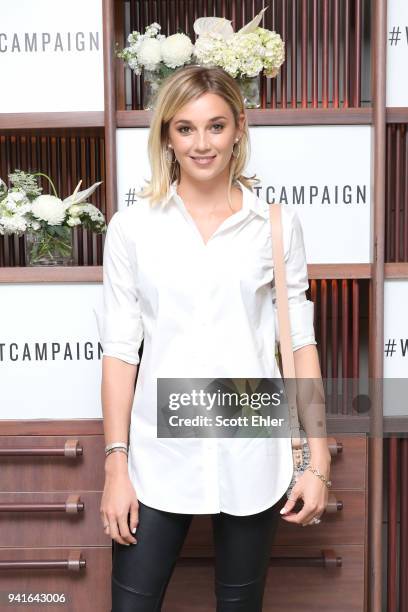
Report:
105,447,128,458
306,465,332,488
105,442,128,456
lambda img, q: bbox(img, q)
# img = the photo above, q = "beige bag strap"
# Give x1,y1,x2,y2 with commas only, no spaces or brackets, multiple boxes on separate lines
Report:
269,204,303,461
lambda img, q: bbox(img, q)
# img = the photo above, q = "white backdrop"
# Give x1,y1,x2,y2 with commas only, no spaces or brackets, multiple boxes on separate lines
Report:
386,0,408,107
0,0,104,112
116,125,372,264
383,280,408,415
0,283,104,419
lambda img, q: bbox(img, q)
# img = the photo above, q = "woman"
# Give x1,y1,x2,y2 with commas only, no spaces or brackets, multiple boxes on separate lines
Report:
99,65,331,612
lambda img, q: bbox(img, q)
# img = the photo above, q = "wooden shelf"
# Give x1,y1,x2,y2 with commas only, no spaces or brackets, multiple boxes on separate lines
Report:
117,107,373,128
0,263,372,283
2,414,408,436
309,264,372,279
1,263,407,283
2,107,406,132
384,262,408,278
0,266,102,283
0,112,104,130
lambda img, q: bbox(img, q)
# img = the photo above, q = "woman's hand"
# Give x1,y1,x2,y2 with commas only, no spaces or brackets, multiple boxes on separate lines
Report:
279,467,330,527
100,468,139,545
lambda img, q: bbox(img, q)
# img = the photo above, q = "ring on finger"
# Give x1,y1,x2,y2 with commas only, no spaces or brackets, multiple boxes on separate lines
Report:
302,516,322,527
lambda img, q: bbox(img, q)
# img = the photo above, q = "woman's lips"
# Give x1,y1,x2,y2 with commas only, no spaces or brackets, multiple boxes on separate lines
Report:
190,156,216,166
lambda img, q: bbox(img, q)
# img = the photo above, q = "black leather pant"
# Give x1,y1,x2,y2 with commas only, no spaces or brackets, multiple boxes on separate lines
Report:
111,496,283,611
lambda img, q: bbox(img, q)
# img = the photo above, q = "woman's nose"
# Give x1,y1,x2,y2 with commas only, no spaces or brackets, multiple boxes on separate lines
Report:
194,133,211,149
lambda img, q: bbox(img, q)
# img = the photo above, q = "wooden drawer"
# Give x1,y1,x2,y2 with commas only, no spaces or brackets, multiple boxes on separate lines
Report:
0,433,367,492
0,492,109,548
0,547,112,612
0,436,105,492
0,544,364,611
328,434,367,489
162,545,365,611
180,489,366,557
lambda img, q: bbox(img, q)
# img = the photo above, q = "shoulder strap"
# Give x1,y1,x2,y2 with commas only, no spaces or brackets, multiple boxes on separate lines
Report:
269,204,296,379
269,203,303,457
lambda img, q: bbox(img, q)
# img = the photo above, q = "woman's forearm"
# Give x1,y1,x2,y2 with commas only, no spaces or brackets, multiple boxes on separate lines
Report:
293,344,331,473
101,355,138,476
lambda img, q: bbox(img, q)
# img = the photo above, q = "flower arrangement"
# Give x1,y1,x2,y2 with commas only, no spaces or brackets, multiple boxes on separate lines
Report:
192,7,285,80
0,170,106,266
116,6,284,109
116,22,194,78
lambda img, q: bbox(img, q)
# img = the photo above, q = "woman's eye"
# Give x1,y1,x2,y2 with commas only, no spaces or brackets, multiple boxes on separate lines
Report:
177,124,225,134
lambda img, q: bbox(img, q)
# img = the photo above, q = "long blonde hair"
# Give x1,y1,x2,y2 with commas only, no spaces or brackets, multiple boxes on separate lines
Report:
136,64,261,207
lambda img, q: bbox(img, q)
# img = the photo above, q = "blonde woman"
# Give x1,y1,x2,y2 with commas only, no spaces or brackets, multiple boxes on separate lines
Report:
100,65,331,611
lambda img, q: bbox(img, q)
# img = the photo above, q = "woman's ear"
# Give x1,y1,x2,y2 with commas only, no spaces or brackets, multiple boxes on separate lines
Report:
237,113,246,139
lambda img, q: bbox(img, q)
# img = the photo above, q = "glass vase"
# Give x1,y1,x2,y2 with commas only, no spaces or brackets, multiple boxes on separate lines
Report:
237,74,261,109
25,225,74,266
143,69,174,110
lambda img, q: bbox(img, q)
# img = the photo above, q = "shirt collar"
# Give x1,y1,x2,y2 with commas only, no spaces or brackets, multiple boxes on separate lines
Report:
161,179,269,220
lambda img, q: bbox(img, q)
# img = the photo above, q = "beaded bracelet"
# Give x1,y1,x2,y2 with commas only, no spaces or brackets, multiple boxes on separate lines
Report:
306,465,332,489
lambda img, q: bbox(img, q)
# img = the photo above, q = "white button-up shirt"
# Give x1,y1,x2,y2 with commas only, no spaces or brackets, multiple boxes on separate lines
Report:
97,180,316,516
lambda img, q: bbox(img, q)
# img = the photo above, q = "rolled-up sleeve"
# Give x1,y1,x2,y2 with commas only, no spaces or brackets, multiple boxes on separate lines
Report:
97,211,144,365
272,208,317,352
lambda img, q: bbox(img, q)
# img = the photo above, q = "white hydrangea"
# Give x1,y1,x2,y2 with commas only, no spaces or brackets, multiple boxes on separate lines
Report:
3,191,28,213
0,214,28,235
138,38,162,71
257,28,285,77
81,203,105,222
31,194,66,225
67,204,82,217
193,27,284,79
160,33,193,68
67,216,82,227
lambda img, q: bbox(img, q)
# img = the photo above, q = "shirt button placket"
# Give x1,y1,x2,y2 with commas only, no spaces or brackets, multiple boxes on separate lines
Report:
203,437,220,511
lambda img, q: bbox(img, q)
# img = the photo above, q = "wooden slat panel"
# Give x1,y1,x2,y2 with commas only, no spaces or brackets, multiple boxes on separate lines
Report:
385,123,408,263
0,130,106,267
118,0,371,110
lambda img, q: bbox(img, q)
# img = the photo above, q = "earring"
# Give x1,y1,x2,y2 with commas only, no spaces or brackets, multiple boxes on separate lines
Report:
165,145,175,163
232,139,241,158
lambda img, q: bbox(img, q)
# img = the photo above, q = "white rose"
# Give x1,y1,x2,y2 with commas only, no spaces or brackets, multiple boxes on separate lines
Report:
138,38,162,70
161,33,193,68
31,195,66,225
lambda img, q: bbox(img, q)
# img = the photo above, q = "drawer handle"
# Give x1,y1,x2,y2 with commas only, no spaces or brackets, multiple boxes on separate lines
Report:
0,494,84,514
328,437,343,456
326,493,343,512
291,493,342,513
0,551,86,571
270,549,342,568
178,550,342,568
0,439,83,457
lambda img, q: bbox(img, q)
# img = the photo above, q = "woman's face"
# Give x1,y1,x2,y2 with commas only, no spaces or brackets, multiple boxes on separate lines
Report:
167,92,245,184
